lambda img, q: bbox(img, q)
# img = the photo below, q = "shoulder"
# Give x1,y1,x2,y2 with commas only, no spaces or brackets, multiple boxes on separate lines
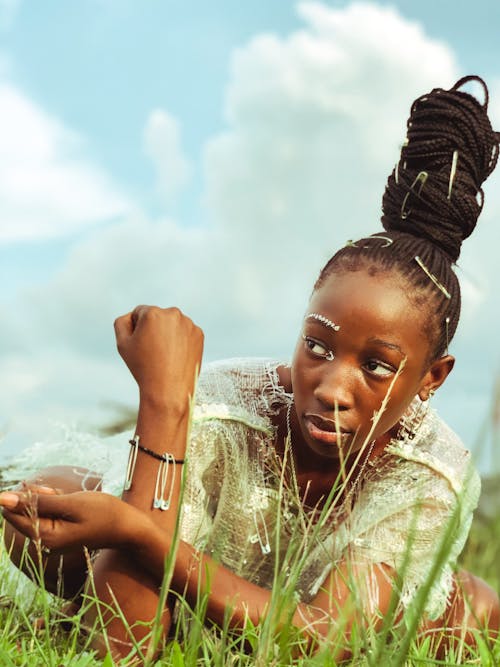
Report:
355,406,480,530
384,404,480,503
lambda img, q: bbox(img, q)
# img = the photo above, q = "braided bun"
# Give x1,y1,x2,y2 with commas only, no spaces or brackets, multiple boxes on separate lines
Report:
382,76,500,262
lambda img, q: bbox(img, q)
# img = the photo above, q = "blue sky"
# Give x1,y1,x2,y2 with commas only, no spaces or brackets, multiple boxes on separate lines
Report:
1,1,500,471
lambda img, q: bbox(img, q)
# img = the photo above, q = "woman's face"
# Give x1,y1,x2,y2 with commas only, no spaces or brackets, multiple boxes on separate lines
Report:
290,269,453,461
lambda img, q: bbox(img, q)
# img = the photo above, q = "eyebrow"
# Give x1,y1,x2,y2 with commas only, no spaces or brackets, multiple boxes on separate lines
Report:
304,314,340,333
367,337,405,356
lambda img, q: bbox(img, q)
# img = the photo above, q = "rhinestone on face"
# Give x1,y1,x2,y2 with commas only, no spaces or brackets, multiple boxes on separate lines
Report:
305,312,340,332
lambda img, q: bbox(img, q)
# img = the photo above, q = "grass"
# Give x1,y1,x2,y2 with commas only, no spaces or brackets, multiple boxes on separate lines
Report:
0,378,499,666
0,480,497,666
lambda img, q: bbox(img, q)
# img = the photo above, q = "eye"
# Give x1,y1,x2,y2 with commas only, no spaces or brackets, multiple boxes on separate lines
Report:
363,359,395,378
302,335,334,360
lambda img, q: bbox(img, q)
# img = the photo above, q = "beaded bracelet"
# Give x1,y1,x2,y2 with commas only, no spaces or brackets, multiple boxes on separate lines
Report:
128,437,185,464
124,435,185,510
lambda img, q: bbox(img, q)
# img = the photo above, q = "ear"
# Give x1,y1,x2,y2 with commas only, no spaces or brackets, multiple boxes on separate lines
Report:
418,355,455,401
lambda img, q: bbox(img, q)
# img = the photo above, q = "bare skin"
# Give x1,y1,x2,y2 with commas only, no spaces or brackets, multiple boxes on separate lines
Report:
1,275,499,660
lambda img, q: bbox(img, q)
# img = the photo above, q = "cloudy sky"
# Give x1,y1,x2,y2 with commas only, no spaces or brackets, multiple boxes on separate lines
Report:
1,0,500,472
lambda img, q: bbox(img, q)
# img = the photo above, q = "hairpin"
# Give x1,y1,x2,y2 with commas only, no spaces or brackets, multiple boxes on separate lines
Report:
448,150,459,200
401,171,428,219
125,435,184,510
414,256,451,300
345,235,393,249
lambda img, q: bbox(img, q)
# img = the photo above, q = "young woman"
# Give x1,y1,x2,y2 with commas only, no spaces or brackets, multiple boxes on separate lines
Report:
1,76,499,661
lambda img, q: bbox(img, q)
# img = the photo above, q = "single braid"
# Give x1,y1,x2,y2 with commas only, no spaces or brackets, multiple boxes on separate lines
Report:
316,77,500,360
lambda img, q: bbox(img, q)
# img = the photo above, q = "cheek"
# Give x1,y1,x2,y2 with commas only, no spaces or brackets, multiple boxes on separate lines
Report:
290,340,307,389
291,336,303,364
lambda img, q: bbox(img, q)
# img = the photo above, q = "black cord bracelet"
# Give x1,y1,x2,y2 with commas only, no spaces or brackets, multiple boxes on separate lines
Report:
129,436,185,464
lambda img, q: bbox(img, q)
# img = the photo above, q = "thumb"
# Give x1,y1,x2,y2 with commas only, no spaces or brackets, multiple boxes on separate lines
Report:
0,485,58,510
0,492,20,510
0,490,69,517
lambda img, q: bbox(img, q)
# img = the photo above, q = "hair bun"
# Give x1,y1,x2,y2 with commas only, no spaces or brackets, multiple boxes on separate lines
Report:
381,75,500,262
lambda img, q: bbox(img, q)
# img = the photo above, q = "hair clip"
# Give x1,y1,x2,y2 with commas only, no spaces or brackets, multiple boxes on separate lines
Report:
153,455,176,510
414,256,451,299
365,235,393,248
401,171,428,219
250,508,271,555
125,435,184,509
306,313,340,332
445,316,451,355
124,437,139,491
448,150,459,200
345,235,393,249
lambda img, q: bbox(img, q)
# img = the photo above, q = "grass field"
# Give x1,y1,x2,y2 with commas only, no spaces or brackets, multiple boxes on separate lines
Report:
0,481,498,666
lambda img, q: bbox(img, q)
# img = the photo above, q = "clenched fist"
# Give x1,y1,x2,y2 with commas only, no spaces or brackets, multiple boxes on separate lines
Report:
114,305,204,417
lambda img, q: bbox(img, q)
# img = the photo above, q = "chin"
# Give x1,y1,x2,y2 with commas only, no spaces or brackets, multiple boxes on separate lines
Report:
306,438,343,461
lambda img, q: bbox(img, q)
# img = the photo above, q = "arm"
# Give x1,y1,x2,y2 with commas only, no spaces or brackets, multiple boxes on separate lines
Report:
84,304,203,657
0,489,394,658
114,305,203,527
4,486,495,659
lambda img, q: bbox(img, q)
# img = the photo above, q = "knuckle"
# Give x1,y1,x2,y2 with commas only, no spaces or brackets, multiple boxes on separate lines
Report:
165,306,182,319
142,305,161,321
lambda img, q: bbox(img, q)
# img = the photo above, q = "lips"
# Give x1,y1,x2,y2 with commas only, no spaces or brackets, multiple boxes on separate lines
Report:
304,413,351,444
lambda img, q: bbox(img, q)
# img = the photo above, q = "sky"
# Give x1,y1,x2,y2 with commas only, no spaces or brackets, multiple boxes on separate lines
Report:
1,0,500,473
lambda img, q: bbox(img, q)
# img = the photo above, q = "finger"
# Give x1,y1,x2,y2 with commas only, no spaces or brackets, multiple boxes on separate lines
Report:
131,305,145,329
114,312,134,350
0,491,21,510
0,490,44,516
131,304,156,331
0,490,70,519
1,507,40,540
17,484,59,496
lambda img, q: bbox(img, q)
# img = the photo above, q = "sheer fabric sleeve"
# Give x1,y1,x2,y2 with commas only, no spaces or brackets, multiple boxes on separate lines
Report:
342,409,481,620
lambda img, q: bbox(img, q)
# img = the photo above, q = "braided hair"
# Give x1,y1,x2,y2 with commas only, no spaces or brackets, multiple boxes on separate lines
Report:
316,76,500,361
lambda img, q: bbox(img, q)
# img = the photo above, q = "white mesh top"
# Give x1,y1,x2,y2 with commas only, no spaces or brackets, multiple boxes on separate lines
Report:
9,358,480,620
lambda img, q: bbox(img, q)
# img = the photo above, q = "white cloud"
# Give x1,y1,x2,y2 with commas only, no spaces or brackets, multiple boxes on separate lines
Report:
143,109,192,205
203,0,459,335
0,83,131,243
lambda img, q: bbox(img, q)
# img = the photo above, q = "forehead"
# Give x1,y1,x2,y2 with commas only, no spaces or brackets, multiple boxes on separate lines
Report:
309,270,430,353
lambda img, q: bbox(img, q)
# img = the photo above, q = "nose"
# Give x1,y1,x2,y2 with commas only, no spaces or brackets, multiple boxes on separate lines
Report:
313,360,354,412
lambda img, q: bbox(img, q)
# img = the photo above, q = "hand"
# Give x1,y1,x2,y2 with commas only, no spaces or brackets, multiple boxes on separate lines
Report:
114,305,204,414
0,489,145,553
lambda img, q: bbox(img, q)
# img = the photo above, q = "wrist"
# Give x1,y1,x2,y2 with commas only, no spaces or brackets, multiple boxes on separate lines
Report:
113,501,148,550
127,514,172,571
129,436,185,464
139,389,191,421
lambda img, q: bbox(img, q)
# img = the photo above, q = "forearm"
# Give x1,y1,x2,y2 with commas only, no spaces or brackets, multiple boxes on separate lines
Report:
85,398,191,651
126,513,397,659
130,518,329,640
121,397,190,534
115,304,202,532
